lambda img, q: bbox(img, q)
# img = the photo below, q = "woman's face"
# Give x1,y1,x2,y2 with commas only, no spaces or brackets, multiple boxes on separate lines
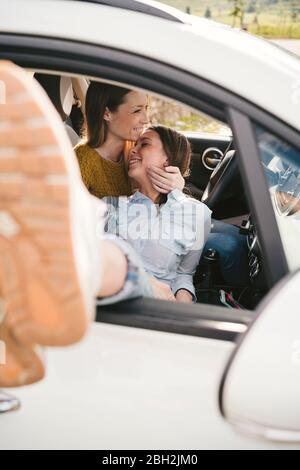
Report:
106,91,149,142
127,130,169,183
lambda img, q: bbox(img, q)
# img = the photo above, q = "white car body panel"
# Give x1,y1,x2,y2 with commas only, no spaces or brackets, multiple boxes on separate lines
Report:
0,322,296,449
1,0,300,131
223,271,300,440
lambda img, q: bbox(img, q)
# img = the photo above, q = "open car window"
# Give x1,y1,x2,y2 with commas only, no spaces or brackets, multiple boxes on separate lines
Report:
68,77,265,313
149,97,231,136
25,70,269,327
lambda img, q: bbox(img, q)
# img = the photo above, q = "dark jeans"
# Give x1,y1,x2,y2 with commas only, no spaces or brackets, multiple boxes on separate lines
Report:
203,219,249,286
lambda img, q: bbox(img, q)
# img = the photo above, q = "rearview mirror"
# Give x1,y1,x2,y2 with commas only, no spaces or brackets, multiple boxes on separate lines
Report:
219,270,300,443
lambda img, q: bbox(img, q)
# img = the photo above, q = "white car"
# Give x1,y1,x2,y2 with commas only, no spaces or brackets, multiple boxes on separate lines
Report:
0,0,300,450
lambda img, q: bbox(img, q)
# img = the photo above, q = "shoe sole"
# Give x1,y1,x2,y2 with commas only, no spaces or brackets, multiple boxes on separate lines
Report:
0,61,88,387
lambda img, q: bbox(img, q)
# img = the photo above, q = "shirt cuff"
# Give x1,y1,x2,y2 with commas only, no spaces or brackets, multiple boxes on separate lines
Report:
171,276,196,303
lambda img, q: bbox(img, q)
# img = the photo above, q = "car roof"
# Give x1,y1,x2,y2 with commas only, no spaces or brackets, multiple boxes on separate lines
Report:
74,0,190,23
1,0,300,131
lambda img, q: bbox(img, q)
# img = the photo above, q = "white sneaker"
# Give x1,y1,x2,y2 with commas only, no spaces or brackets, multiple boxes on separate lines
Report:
0,61,105,387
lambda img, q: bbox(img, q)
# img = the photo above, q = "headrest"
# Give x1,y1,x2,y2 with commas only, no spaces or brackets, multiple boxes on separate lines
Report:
60,76,73,118
34,73,73,121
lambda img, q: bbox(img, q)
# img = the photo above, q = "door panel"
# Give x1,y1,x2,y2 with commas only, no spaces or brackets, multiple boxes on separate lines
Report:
1,322,295,449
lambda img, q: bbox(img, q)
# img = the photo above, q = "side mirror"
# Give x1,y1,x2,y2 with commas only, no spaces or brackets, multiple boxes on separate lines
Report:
219,270,300,443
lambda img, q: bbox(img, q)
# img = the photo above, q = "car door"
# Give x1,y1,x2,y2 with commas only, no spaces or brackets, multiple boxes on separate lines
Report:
220,269,300,443
0,30,297,449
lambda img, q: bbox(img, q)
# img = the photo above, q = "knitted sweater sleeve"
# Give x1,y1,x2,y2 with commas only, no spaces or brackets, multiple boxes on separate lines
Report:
75,145,93,191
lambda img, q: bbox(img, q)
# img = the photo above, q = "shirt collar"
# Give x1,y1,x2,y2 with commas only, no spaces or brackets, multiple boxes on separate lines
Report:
130,189,187,205
130,191,151,203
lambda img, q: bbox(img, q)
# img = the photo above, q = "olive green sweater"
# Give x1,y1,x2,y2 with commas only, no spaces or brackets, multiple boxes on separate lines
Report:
75,143,132,199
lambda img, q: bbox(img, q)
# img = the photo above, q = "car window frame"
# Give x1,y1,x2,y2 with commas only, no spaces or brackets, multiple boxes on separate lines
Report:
227,109,290,288
0,32,297,339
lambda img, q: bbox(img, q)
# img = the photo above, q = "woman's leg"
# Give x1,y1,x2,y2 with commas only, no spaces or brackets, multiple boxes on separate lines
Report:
97,236,154,305
0,62,145,387
204,219,249,286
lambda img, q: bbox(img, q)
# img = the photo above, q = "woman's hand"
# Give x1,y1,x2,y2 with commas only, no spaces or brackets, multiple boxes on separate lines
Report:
175,289,193,303
147,165,185,194
148,276,176,301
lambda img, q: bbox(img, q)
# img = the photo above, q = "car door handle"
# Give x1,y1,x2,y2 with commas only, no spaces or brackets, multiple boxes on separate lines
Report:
206,157,221,167
202,147,224,170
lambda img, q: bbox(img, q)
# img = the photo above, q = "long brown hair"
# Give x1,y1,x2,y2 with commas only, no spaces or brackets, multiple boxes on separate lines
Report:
85,82,132,148
145,125,191,203
148,125,191,178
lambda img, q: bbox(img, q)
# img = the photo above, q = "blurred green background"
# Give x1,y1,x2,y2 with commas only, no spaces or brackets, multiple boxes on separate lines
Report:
151,1,299,133
161,0,300,38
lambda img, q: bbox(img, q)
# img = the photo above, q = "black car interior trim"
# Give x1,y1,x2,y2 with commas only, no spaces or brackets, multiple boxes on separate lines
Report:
227,108,289,288
97,297,251,342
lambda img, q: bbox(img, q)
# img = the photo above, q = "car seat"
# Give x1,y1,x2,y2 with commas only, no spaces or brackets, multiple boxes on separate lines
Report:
34,73,80,146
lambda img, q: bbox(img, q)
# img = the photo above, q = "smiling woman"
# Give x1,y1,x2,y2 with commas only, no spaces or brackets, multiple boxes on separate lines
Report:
128,126,191,199
103,125,212,304
86,82,149,149
74,81,185,199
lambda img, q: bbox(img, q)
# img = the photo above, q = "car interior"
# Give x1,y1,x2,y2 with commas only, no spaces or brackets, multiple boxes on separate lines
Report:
26,70,269,312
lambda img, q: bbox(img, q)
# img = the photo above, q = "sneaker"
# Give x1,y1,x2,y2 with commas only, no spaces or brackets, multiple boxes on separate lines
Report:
0,61,104,387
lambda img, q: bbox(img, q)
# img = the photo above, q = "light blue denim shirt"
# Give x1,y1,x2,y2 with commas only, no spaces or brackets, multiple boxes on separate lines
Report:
103,189,212,300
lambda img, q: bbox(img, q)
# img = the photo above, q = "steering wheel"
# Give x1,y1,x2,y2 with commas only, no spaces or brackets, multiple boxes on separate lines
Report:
201,150,239,210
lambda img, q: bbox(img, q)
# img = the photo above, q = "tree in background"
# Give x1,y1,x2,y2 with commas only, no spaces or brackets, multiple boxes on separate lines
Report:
290,1,298,22
252,0,262,32
204,7,212,18
246,0,256,13
162,0,300,39
229,0,246,27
